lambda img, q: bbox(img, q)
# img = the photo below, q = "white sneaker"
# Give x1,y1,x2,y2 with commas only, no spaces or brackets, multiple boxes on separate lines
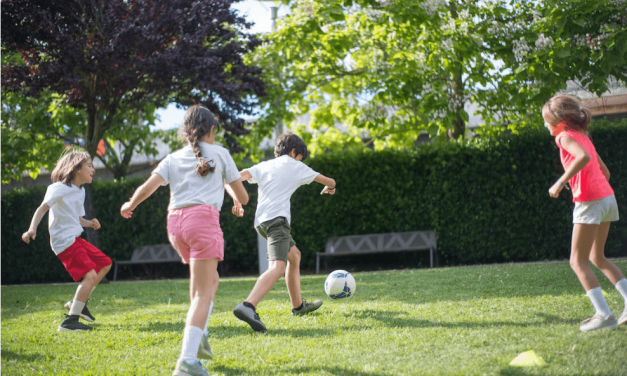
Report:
172,359,210,376
579,314,618,332
618,308,627,326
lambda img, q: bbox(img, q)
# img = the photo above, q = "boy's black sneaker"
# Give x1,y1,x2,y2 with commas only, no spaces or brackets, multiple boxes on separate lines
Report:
233,302,267,332
292,299,323,316
58,315,93,332
64,300,95,322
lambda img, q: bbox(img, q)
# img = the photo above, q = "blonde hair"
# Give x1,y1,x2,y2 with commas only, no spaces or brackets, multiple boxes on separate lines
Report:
180,105,220,177
50,149,92,187
542,94,592,132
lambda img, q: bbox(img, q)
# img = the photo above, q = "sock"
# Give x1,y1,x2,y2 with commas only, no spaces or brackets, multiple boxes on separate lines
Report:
615,278,627,308
294,302,303,311
243,301,255,310
69,300,86,316
179,325,203,363
586,287,612,318
203,300,214,334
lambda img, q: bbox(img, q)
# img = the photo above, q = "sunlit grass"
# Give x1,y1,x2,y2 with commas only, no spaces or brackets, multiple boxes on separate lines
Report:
2,260,627,375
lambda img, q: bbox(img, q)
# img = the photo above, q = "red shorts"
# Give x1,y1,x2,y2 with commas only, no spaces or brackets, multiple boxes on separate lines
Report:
58,237,112,282
167,205,224,264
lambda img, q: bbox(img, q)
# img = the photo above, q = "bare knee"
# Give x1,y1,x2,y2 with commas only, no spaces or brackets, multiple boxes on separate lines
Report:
101,264,112,274
82,270,98,287
268,261,286,275
287,246,301,265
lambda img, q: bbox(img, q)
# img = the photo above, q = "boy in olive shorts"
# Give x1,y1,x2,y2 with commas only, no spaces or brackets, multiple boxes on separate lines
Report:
231,133,336,332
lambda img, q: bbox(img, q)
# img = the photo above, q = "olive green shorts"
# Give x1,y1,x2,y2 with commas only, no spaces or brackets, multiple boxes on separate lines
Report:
255,217,296,262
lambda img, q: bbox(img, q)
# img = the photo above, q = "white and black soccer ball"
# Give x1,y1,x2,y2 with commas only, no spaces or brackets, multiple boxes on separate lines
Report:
324,270,356,299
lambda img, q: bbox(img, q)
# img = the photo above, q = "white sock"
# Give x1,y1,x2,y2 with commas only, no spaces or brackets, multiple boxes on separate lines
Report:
180,325,203,363
586,287,612,318
615,278,627,307
69,300,85,316
203,300,214,334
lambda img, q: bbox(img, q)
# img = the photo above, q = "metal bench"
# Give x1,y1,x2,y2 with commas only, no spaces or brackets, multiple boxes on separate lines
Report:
113,244,181,281
315,231,437,274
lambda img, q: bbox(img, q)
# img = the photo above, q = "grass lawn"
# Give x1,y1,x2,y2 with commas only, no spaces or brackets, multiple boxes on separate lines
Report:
2,260,627,375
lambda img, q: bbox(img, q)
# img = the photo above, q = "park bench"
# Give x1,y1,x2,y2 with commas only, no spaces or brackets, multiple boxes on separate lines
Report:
113,244,182,281
315,231,437,274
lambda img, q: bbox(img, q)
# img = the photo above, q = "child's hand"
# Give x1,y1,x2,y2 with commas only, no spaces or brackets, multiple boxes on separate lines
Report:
321,186,336,195
232,201,244,217
120,202,135,218
22,229,36,244
90,218,101,230
548,182,563,198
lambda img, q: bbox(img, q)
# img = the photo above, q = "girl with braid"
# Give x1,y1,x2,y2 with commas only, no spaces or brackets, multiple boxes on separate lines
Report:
120,105,249,376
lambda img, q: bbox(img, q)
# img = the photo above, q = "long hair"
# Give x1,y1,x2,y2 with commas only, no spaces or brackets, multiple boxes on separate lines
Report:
274,132,309,161
50,149,91,187
542,94,592,133
180,105,220,177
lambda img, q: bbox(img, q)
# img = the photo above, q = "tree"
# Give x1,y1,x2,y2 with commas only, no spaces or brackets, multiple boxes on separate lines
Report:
2,0,265,245
248,0,626,154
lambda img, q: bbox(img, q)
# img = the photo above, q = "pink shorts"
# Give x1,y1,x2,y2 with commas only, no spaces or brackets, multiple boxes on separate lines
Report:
167,205,224,264
58,237,112,282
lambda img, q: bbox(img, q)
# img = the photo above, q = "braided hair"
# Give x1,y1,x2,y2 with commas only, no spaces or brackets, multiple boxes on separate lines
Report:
181,105,220,177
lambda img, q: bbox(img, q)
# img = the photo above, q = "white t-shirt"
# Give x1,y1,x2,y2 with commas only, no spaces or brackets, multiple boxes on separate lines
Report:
247,155,319,227
152,142,241,211
43,182,86,254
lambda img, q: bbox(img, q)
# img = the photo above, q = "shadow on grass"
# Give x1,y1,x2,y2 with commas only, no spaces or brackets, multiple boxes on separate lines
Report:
213,364,387,376
351,310,577,329
1,350,54,362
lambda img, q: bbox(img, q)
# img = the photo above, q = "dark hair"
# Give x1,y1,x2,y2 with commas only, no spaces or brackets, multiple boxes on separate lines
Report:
180,105,220,177
50,149,91,187
274,132,309,160
542,94,592,132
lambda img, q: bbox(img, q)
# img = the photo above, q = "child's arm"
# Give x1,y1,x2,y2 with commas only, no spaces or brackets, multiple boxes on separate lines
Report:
549,135,591,198
314,174,336,195
22,203,50,243
120,174,166,218
79,217,101,230
597,154,610,181
224,173,250,217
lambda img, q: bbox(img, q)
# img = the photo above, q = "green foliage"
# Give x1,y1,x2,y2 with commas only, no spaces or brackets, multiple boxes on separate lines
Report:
2,262,627,375
3,120,626,284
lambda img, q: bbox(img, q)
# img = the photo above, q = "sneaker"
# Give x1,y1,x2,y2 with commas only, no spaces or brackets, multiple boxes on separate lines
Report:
197,332,213,360
58,314,93,332
579,314,618,332
618,308,627,326
233,302,267,332
64,300,95,322
172,359,210,376
292,299,323,316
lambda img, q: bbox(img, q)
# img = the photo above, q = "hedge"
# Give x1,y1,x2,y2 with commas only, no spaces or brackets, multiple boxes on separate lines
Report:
2,119,626,284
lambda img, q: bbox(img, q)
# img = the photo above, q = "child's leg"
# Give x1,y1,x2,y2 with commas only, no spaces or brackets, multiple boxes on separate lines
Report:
589,222,625,284
179,258,218,363
202,270,219,334
286,245,303,308
245,260,286,307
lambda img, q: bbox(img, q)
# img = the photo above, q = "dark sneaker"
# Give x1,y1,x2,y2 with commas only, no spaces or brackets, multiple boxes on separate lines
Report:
64,300,96,322
172,359,210,376
233,302,267,332
292,299,323,316
197,332,213,360
58,315,93,332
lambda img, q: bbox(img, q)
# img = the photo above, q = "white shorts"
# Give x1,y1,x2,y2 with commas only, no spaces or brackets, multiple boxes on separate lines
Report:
573,194,620,224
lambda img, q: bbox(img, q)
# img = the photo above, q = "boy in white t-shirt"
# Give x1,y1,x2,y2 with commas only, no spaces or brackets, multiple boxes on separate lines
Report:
231,133,336,332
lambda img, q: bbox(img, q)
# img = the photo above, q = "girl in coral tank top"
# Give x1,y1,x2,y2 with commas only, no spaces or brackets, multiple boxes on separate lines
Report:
543,94,627,331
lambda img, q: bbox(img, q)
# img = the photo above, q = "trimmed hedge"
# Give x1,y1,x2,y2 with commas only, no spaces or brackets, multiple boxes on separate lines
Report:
2,120,626,284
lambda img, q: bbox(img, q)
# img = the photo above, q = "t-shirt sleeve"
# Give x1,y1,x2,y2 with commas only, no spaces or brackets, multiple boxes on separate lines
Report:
246,165,260,185
152,155,171,186
43,184,63,207
222,151,241,184
298,164,319,185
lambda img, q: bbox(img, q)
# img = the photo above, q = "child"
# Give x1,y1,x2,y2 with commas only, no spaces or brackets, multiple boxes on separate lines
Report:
231,132,336,332
120,105,248,376
22,150,112,332
543,94,627,331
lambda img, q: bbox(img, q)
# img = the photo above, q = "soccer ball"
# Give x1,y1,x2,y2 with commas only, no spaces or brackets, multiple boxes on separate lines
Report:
324,270,356,299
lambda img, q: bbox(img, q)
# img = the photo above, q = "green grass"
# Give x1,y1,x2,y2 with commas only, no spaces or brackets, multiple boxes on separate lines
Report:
2,260,627,375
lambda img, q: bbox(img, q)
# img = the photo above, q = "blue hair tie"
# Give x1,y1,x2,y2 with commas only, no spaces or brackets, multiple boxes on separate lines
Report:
579,105,582,111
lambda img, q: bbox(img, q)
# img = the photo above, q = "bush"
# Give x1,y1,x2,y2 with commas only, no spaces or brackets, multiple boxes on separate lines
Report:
3,119,626,284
